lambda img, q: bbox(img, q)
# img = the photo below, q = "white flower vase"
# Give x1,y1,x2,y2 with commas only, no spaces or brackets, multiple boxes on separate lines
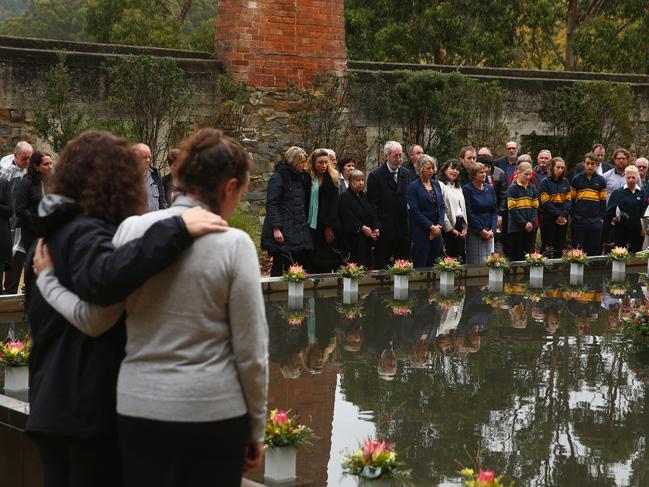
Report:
343,278,359,304
569,262,584,285
529,266,544,289
393,275,409,300
488,268,504,292
264,446,296,484
440,271,455,289
287,281,304,310
612,260,626,282
4,366,28,391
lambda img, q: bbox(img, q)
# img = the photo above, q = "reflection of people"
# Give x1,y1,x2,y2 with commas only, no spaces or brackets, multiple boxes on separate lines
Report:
377,348,397,380
544,309,560,334
344,324,363,352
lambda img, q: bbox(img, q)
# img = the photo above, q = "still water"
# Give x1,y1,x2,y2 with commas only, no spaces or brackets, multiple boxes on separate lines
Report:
251,272,649,486
3,272,649,486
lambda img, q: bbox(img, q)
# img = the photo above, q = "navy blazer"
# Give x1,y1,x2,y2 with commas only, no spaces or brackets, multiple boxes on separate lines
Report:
406,179,445,239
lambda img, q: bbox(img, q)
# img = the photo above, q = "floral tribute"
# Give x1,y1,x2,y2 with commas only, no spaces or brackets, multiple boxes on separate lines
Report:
337,303,365,321
384,298,415,317
609,246,630,261
434,256,463,274
485,253,510,270
524,252,547,267
280,308,309,327
282,264,307,283
621,305,649,338
460,467,513,486
264,409,315,449
562,248,588,265
0,337,31,367
338,262,367,280
387,259,414,276
341,437,410,482
635,249,649,259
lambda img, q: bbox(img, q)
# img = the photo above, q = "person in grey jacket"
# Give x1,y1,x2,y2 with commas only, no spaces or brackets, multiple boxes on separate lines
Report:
34,128,268,487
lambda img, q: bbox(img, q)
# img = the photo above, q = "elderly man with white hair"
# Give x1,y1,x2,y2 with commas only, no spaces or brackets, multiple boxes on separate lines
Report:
534,149,552,189
633,157,648,187
367,140,413,269
0,141,32,170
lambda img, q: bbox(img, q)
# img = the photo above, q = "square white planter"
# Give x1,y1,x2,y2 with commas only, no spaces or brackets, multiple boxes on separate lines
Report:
440,271,455,289
343,278,359,304
265,446,296,484
4,366,28,391
488,268,504,292
569,263,584,285
287,281,304,310
612,260,626,282
529,266,543,288
393,275,409,300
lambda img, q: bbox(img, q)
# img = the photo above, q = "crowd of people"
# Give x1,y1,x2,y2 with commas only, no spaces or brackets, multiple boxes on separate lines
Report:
263,141,649,274
4,130,268,487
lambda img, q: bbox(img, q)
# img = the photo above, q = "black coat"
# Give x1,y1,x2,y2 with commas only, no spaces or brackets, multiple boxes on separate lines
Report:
366,163,412,241
309,172,342,272
24,197,193,437
261,162,313,254
14,175,43,252
338,187,379,266
0,178,12,265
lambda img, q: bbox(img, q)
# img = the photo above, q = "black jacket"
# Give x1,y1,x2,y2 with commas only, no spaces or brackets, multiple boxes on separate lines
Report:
338,187,379,234
0,178,12,265
366,163,412,241
261,161,313,254
24,195,193,437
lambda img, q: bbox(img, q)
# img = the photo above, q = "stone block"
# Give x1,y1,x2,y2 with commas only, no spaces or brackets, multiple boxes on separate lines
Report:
0,109,10,121
9,111,23,123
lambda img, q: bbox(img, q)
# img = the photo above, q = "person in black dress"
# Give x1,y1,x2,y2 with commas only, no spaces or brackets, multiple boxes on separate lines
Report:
338,170,379,267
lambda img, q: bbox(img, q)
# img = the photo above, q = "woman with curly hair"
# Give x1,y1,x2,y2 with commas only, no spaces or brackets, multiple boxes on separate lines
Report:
306,148,343,272
24,130,224,487
33,128,268,487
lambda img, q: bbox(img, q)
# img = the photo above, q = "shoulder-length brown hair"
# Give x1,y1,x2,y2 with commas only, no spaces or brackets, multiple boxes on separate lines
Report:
50,130,146,223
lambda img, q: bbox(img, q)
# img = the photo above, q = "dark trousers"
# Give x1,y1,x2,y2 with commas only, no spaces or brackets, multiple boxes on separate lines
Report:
29,432,121,487
571,223,602,256
507,229,536,261
270,251,309,277
412,233,443,268
500,210,510,255
610,223,643,252
373,236,411,270
3,251,24,294
118,414,249,487
345,232,373,268
539,217,568,259
442,231,466,262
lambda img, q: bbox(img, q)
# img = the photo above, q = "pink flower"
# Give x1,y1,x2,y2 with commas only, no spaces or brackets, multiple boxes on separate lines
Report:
6,340,24,353
274,411,289,426
348,263,358,269
287,264,304,274
477,469,495,484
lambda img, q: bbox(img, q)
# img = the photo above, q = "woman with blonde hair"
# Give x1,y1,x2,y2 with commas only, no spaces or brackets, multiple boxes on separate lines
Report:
261,146,313,275
506,161,538,261
305,148,342,272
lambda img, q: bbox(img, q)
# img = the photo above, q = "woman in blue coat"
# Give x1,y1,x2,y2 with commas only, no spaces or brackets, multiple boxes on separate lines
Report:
407,156,445,267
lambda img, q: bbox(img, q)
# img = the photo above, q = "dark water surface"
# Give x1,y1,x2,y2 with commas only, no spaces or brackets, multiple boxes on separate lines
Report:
5,272,649,486
252,272,649,486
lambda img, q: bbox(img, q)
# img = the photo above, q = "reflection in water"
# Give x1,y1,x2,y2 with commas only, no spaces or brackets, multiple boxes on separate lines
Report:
253,272,649,486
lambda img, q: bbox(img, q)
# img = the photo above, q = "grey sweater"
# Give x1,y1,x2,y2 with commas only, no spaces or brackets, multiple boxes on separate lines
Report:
37,196,269,441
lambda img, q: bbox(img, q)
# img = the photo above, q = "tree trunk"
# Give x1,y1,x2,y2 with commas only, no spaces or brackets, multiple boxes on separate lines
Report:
565,0,577,71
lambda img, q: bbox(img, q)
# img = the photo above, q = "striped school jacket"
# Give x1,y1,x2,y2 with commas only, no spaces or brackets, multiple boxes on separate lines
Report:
506,180,539,232
538,177,571,218
570,172,606,225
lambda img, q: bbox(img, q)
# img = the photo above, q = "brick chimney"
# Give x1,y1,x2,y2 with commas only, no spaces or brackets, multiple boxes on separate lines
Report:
215,0,347,88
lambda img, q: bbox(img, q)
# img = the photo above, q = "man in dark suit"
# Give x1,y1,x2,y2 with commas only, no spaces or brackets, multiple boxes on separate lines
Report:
495,141,519,183
367,141,413,269
402,144,424,179
574,143,613,176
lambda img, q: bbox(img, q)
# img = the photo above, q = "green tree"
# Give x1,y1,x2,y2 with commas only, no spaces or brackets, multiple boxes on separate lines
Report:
0,0,86,40
105,55,191,167
33,52,91,153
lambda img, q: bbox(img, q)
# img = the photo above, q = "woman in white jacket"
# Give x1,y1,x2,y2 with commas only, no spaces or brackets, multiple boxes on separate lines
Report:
437,159,468,261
